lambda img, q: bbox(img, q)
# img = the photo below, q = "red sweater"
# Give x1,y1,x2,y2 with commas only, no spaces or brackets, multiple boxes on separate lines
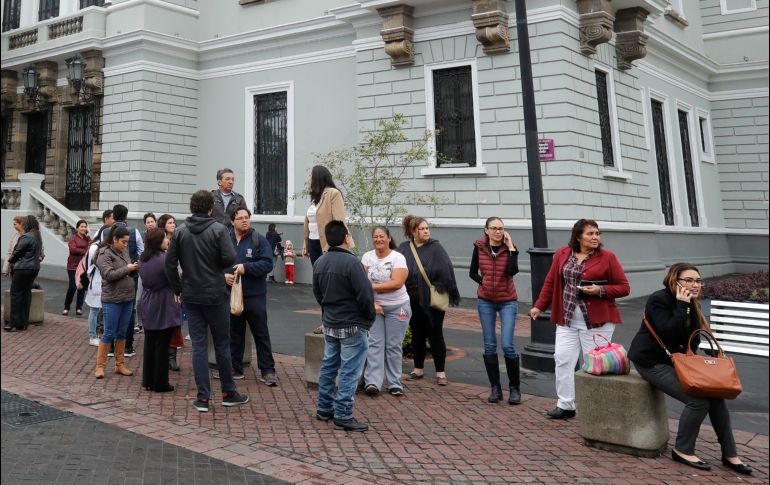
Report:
67,234,91,270
534,246,630,326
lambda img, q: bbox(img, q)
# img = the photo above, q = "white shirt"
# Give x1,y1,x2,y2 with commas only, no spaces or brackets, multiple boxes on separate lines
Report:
84,242,102,308
307,204,319,240
361,249,410,306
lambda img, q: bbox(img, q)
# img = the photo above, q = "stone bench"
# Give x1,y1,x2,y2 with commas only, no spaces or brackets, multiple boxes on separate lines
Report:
305,332,324,388
3,289,44,324
207,325,252,368
574,370,669,457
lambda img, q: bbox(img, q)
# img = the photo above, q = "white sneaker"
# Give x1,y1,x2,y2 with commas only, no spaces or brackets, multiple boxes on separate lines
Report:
89,338,100,347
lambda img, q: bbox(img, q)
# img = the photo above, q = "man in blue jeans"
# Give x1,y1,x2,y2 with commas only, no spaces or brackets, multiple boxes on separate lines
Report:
166,190,249,412
312,220,376,432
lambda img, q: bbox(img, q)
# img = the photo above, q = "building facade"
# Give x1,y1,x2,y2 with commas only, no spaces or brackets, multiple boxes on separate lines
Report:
1,0,768,299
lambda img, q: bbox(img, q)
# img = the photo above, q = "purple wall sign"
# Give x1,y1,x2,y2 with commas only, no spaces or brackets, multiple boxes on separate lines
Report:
538,138,555,161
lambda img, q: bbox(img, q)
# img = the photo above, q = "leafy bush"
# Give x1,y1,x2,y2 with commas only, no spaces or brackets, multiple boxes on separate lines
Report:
701,272,769,303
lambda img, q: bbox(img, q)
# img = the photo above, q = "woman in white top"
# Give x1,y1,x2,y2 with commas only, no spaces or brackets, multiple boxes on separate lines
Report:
84,239,103,346
361,226,411,397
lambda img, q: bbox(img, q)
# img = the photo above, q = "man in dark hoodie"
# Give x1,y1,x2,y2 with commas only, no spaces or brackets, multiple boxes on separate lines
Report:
312,220,376,432
165,190,249,412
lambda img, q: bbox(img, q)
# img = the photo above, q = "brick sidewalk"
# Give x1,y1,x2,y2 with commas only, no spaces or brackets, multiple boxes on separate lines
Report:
1,312,767,484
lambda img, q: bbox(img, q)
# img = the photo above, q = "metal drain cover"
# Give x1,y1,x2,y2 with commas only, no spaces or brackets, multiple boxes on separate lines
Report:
1,391,73,427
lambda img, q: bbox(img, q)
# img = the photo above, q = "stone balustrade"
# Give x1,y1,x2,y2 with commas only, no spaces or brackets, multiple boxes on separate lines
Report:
1,183,22,209
9,29,38,49
48,16,84,40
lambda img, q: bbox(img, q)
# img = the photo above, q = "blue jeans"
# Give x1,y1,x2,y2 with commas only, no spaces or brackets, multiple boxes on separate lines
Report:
88,307,101,339
317,330,368,421
101,301,134,343
186,301,236,402
477,299,519,358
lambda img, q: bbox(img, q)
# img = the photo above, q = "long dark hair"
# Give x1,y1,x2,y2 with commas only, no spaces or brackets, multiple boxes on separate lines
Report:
23,216,42,245
372,226,397,250
100,225,128,248
140,228,166,262
568,219,603,252
309,165,339,205
663,262,709,330
156,214,175,238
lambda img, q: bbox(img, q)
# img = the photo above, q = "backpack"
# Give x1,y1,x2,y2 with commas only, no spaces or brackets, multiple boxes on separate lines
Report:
76,244,98,290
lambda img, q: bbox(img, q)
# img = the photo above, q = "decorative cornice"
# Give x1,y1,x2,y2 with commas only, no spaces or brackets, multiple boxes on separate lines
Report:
576,0,614,56
108,0,199,18
613,7,649,71
471,0,510,54
377,5,415,67
702,25,769,40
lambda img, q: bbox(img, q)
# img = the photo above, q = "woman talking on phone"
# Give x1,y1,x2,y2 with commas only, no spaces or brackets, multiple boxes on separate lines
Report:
470,217,521,404
628,263,752,474
529,219,629,419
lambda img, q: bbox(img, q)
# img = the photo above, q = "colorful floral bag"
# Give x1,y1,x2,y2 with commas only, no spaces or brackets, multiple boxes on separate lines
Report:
582,334,630,375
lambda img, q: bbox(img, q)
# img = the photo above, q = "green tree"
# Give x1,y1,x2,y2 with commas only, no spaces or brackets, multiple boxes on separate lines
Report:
314,114,443,249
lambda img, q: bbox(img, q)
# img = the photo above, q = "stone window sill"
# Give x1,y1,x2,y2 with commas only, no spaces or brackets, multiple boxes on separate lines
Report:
603,169,632,181
420,166,487,177
664,7,689,27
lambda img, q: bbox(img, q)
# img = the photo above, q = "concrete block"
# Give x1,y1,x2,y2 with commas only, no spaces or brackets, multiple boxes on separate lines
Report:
207,323,251,368
3,289,44,324
575,370,669,457
305,332,324,387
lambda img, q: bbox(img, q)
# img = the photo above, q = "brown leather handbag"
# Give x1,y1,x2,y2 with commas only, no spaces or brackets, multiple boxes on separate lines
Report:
643,316,743,399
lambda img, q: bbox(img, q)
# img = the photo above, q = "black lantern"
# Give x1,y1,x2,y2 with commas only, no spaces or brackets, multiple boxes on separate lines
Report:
66,56,85,95
22,65,39,98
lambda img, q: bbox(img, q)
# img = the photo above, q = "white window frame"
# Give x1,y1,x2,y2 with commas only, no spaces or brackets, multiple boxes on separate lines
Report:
421,59,486,176
675,100,708,227
593,62,630,181
720,0,757,15
647,88,683,226
244,81,295,221
695,109,715,164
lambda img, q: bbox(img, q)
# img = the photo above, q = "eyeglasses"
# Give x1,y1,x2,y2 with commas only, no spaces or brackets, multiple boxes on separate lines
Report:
678,278,704,286
487,227,504,232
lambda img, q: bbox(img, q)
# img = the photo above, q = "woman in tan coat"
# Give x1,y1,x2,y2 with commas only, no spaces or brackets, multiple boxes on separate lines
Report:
302,165,347,262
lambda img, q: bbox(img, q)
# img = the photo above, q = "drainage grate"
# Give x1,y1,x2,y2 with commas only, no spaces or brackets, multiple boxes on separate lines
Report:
1,391,73,427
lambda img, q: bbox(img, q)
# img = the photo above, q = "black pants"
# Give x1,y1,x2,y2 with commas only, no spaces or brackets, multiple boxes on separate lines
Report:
64,269,86,311
10,269,37,330
308,238,323,265
635,363,737,457
142,327,174,391
126,276,138,350
230,296,275,375
410,304,447,372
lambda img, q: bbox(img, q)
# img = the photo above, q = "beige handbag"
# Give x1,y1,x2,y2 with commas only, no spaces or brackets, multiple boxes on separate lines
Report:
230,274,244,316
409,242,449,312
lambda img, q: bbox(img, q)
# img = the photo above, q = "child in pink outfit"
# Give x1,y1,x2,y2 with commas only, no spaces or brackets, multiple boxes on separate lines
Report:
283,240,296,285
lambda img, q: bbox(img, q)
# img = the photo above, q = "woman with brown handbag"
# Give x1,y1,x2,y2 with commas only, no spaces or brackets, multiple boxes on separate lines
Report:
628,263,752,475
397,215,460,386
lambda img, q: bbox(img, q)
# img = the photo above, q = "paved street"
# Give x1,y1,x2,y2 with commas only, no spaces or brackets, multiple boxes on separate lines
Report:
2,278,768,483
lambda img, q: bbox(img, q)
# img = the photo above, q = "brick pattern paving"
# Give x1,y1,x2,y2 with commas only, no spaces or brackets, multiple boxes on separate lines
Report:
1,312,767,484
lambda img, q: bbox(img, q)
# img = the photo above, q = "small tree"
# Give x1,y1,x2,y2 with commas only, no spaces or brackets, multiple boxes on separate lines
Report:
314,114,443,249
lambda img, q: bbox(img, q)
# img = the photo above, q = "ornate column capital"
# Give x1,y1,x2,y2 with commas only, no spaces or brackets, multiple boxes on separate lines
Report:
81,49,105,93
577,0,614,56
377,5,415,67
471,0,510,54
1,69,18,108
34,61,58,100
614,7,649,70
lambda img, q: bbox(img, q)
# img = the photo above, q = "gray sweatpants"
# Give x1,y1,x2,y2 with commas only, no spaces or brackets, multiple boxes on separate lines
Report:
634,362,737,457
364,303,411,391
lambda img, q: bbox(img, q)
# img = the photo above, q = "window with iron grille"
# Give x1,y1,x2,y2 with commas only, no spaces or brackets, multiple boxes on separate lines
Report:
253,92,288,215
80,0,104,7
432,65,476,167
65,106,94,211
595,70,615,167
39,0,60,21
650,100,674,226
0,110,12,183
2,0,21,32
678,110,699,227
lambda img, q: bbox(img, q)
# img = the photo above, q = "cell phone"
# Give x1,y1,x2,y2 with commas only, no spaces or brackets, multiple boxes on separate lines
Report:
676,282,684,289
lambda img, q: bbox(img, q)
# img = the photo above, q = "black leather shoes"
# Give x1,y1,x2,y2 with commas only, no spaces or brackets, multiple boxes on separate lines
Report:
316,409,334,421
722,457,752,475
671,450,711,471
333,417,368,432
546,407,576,419
508,387,521,405
488,385,502,403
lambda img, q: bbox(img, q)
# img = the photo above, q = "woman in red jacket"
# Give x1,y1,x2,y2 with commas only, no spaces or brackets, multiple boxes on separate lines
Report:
470,217,521,404
63,220,91,316
529,219,629,419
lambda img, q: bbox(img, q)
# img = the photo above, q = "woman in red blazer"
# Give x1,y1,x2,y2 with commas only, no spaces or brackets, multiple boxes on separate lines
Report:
529,219,630,419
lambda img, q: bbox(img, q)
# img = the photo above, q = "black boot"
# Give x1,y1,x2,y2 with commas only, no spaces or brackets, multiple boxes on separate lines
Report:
168,348,180,371
483,354,502,403
505,356,521,405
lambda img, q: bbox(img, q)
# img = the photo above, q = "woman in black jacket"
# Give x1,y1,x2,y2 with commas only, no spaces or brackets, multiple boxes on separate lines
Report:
6,216,42,332
629,263,751,475
398,215,460,386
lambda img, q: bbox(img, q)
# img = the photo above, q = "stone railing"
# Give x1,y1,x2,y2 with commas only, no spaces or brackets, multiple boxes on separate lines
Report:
28,186,80,242
9,29,38,49
48,16,84,40
1,182,22,209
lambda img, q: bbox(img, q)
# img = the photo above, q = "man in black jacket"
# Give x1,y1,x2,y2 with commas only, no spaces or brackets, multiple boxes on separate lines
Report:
211,169,248,227
166,190,249,412
313,220,375,432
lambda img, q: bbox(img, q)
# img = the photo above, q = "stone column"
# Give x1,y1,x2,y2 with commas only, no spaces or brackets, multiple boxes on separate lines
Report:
577,0,614,56
1,70,18,109
377,5,415,67
33,61,58,102
81,49,105,94
614,7,649,71
471,0,510,54
20,0,40,28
